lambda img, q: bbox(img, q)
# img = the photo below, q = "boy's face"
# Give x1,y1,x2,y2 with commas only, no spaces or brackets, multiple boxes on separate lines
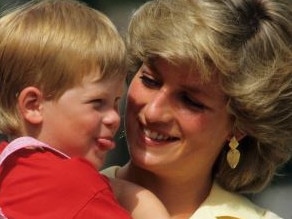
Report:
39,73,124,169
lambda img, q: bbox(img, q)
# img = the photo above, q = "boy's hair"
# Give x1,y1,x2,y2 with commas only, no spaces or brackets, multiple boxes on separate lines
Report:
0,0,126,137
127,0,292,193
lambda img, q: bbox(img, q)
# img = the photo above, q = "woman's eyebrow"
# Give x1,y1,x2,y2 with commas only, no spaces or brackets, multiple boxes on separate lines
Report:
144,60,161,76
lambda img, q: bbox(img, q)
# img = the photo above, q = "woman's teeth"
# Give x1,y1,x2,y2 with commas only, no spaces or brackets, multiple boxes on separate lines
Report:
144,128,172,141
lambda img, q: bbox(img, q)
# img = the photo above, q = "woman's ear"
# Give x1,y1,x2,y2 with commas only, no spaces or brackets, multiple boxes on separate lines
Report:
18,86,44,124
227,128,246,142
235,130,246,141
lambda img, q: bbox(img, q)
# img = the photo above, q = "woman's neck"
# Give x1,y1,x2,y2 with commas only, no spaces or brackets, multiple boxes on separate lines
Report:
117,162,213,219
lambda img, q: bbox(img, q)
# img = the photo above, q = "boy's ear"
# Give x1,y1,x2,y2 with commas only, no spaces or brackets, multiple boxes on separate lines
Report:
18,86,44,124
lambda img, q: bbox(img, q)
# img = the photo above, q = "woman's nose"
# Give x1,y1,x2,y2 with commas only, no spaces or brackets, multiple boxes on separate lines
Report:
143,91,173,124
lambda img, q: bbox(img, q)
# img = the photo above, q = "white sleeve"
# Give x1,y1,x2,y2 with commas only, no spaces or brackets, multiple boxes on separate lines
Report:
264,210,283,219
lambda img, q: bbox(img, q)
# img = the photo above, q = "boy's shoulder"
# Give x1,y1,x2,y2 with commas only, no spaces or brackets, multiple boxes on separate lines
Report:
0,136,110,192
0,148,115,218
1,147,110,191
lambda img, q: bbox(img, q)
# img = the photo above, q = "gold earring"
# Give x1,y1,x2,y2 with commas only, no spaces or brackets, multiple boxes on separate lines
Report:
227,136,240,169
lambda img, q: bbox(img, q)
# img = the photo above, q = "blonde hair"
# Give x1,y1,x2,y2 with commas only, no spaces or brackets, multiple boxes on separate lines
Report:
0,0,126,137
127,0,292,193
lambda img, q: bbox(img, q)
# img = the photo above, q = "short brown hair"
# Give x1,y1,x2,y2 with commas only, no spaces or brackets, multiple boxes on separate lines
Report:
0,0,126,137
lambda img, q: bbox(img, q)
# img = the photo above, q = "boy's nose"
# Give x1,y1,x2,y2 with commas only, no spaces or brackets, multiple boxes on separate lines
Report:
103,109,121,134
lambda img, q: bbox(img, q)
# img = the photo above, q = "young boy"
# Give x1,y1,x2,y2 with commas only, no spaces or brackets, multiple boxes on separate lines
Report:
0,0,169,218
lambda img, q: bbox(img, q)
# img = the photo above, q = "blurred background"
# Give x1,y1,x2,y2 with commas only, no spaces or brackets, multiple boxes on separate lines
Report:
0,0,148,34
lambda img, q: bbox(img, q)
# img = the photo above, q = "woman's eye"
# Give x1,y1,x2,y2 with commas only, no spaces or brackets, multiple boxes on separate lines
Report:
181,94,205,110
139,75,161,88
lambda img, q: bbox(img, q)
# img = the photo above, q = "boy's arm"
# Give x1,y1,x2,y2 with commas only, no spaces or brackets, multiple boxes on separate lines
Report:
109,178,170,219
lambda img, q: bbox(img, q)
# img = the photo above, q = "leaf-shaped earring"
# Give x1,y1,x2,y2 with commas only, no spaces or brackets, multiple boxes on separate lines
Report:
227,136,240,169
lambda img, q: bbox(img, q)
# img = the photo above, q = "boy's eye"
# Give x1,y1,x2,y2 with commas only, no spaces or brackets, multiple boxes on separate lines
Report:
89,98,122,111
90,99,103,109
139,75,161,88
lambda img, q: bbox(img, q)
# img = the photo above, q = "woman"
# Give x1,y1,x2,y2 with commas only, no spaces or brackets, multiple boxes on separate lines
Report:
103,0,292,218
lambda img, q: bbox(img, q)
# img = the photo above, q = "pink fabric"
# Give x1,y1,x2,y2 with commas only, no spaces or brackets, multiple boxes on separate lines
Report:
0,136,69,165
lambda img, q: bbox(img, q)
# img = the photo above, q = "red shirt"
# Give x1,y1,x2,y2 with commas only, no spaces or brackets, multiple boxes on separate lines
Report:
0,141,131,219
0,141,7,151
